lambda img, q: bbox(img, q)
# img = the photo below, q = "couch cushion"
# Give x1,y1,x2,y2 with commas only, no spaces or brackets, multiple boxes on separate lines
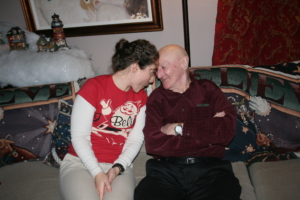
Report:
249,159,300,200
0,161,62,200
0,82,76,167
232,161,257,200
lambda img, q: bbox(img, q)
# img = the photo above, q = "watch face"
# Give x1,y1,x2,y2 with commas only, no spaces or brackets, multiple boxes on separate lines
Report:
175,125,182,133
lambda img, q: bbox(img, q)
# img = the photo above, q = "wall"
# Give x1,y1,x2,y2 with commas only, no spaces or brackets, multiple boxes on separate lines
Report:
0,0,218,75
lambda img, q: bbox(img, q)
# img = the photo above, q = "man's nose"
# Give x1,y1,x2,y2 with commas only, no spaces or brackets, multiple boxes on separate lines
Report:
156,67,163,78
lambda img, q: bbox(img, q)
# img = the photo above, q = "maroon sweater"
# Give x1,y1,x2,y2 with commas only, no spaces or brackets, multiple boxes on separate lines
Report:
143,77,237,159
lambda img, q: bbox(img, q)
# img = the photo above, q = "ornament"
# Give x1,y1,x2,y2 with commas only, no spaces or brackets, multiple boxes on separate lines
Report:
51,13,70,50
36,35,57,52
6,27,29,50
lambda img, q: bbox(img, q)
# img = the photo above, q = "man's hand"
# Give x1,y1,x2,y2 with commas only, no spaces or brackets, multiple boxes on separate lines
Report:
95,172,111,200
160,123,177,135
214,111,225,117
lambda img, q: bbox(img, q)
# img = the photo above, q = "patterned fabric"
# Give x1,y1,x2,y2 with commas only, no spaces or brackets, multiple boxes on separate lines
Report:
212,0,300,66
224,94,260,162
43,78,87,168
224,93,297,166
44,100,72,168
254,61,300,76
0,82,76,167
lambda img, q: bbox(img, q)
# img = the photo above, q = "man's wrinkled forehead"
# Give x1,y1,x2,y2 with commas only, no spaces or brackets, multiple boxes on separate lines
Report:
159,50,178,64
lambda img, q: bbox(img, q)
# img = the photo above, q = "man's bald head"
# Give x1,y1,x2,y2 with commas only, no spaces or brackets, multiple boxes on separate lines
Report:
159,44,188,61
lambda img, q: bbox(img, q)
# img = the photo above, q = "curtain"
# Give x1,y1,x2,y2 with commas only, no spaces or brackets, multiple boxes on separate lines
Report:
212,0,300,66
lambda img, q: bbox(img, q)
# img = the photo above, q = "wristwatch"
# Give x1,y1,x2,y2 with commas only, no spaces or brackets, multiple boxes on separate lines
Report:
174,123,183,136
112,163,125,175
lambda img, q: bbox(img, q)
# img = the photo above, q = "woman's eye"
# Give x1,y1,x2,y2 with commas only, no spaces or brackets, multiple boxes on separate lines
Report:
151,70,157,76
84,0,90,4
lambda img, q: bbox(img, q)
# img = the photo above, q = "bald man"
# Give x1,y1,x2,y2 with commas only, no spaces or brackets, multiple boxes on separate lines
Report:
134,45,241,200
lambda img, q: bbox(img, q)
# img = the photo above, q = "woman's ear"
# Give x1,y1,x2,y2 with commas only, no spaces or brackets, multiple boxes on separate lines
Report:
180,56,189,70
130,63,139,73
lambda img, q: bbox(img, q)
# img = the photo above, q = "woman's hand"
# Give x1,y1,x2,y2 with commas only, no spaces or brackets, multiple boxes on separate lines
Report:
95,172,111,200
106,166,120,183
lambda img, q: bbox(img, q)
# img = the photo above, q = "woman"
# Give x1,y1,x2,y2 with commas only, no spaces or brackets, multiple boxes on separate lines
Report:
59,38,159,200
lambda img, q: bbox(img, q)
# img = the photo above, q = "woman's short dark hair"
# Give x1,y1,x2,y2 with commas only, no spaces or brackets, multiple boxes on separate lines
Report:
111,38,159,73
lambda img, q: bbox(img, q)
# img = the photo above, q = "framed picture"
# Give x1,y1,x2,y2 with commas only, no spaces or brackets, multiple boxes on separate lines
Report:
20,0,163,37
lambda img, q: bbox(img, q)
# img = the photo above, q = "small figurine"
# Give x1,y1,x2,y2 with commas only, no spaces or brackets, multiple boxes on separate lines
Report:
36,35,57,52
51,13,70,50
0,32,5,44
6,27,29,50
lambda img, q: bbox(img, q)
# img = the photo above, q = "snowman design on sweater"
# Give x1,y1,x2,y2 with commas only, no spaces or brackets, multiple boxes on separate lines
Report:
91,99,141,145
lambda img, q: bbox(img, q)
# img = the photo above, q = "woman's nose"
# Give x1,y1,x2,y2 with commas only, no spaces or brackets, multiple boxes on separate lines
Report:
149,75,155,84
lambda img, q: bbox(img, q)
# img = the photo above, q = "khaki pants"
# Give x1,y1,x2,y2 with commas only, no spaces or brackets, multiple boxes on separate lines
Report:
59,154,135,200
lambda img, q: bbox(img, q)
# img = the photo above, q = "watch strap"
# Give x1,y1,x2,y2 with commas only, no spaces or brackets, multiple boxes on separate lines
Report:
112,163,125,175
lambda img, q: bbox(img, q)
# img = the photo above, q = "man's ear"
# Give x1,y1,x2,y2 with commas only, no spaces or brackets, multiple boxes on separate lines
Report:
180,56,189,70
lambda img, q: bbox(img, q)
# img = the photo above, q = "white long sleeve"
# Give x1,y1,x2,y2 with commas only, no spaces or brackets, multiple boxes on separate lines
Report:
71,95,102,178
114,106,145,169
70,95,146,178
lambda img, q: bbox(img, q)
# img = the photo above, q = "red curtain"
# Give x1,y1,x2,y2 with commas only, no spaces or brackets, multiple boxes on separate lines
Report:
212,0,300,66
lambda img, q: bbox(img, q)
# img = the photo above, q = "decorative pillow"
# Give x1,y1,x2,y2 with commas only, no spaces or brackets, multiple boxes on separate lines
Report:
252,63,300,149
44,100,72,168
223,94,261,162
255,61,300,76
0,82,76,167
188,65,300,164
43,78,88,168
245,149,298,166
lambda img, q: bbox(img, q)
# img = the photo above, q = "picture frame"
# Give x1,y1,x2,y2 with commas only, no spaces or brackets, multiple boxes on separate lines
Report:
182,0,190,67
20,0,163,37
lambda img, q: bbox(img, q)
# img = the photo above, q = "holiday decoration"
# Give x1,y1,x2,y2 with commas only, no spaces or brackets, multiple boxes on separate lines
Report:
36,35,57,52
51,13,69,50
6,27,29,50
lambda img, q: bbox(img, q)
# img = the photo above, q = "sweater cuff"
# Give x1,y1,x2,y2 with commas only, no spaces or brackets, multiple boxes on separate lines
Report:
91,167,103,179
